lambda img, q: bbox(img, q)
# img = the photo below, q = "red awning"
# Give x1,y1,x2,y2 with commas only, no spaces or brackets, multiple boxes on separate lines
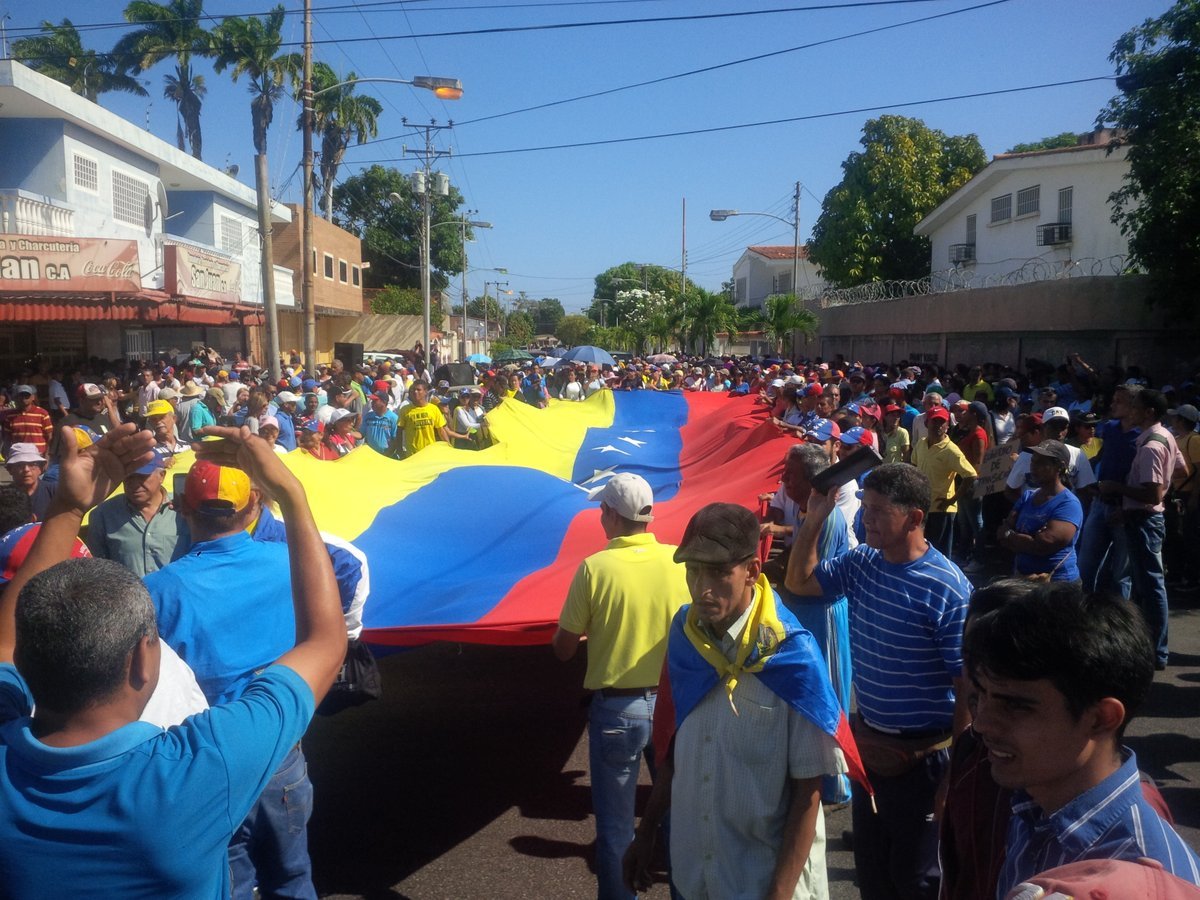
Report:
0,291,264,326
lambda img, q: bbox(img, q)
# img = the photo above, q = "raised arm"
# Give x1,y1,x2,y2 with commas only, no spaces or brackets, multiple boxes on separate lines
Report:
0,424,155,663
192,426,346,702
783,487,837,597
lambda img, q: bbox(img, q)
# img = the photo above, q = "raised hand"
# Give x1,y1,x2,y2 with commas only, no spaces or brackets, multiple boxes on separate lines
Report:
192,425,302,507
53,423,156,515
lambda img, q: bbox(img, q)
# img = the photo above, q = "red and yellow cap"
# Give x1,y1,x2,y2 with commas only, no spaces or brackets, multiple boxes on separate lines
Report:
183,460,251,516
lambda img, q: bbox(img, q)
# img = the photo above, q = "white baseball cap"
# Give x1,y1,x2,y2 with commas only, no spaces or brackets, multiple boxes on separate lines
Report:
276,391,299,404
589,472,654,523
1042,406,1070,424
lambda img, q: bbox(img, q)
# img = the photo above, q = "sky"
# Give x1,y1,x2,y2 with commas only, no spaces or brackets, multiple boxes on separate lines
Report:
3,0,1172,312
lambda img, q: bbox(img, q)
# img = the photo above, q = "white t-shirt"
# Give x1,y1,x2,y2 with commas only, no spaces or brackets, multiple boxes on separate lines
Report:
141,640,209,728
1005,444,1096,492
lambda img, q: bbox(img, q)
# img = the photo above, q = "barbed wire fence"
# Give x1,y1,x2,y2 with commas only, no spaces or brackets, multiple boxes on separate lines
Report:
805,255,1133,308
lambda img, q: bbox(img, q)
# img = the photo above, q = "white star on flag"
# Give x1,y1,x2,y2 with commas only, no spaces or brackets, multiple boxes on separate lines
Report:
591,445,630,455
618,436,647,448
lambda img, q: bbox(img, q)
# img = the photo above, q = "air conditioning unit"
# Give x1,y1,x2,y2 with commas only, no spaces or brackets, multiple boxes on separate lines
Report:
949,243,976,263
1037,223,1072,246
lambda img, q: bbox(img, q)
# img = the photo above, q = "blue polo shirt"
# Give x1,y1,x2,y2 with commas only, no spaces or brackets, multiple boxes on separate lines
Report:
144,531,296,705
362,408,398,453
816,542,970,732
0,663,312,898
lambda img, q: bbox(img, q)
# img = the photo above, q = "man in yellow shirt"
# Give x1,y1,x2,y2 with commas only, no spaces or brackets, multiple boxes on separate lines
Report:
911,405,977,558
397,381,453,457
552,473,689,900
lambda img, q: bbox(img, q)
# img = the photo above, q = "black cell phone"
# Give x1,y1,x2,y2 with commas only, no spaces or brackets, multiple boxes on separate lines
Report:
810,446,883,494
172,472,187,501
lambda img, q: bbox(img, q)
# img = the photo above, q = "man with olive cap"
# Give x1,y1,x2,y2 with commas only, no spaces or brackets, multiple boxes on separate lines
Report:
552,472,689,900
624,502,863,900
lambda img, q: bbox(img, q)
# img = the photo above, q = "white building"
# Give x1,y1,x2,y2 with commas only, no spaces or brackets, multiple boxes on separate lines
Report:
730,245,826,310
914,130,1131,289
0,59,293,368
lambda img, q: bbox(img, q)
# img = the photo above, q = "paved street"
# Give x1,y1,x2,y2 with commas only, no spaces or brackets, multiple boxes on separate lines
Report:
306,592,1200,899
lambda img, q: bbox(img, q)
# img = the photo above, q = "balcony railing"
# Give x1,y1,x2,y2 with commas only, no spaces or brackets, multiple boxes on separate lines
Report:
0,190,75,236
1036,222,1072,246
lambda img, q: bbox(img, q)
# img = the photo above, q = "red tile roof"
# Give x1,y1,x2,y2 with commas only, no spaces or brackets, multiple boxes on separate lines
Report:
748,245,810,261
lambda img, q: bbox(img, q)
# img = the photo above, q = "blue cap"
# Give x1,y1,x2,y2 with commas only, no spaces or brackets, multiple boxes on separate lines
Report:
132,455,166,477
302,378,318,391
289,375,302,388
840,426,872,447
805,418,836,443
845,402,861,415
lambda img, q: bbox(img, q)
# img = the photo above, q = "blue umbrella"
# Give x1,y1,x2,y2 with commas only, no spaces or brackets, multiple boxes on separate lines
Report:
466,353,492,364
550,347,570,358
539,356,568,368
563,345,617,367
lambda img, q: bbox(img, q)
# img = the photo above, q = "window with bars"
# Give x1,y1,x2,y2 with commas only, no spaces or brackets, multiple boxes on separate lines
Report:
112,170,150,228
966,214,977,245
352,265,361,287
990,194,1012,224
73,155,99,193
323,253,334,279
1058,187,1073,223
220,216,243,254
1016,185,1040,217
339,259,348,283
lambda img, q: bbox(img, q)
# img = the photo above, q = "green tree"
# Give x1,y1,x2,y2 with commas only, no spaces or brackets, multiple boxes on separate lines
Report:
1101,0,1200,318
114,0,211,159
308,63,383,220
682,289,738,356
466,296,504,321
13,20,149,102
761,294,819,357
592,262,698,322
371,285,423,315
1005,131,1080,154
332,165,470,290
556,314,595,348
506,310,535,347
532,298,566,335
809,115,987,286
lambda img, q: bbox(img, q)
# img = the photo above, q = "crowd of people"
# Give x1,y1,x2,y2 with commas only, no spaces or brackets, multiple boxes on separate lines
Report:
0,343,1198,899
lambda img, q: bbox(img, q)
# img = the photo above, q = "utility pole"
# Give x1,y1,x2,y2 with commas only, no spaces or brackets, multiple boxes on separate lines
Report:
791,180,801,300
681,196,687,302
403,120,453,374
301,0,316,374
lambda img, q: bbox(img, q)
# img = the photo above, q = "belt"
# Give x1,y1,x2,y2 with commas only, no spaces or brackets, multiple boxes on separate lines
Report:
596,686,658,698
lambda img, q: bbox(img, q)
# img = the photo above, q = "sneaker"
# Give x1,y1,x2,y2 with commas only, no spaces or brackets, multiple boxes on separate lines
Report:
962,559,988,574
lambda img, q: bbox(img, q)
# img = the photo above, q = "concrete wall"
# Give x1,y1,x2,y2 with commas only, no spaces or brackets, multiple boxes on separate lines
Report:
267,312,422,367
799,276,1196,375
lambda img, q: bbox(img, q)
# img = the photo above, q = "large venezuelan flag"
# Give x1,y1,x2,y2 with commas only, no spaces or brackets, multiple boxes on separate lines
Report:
142,392,794,647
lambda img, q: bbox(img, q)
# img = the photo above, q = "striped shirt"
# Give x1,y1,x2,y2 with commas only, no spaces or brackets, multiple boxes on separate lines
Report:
999,750,1200,896
816,543,970,732
2,406,53,455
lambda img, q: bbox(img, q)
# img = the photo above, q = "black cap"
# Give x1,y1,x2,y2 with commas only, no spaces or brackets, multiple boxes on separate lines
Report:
1072,411,1100,426
1028,439,1070,466
673,503,759,566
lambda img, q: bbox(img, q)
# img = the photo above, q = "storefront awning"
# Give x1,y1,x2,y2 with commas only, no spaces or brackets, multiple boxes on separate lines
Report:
0,290,264,326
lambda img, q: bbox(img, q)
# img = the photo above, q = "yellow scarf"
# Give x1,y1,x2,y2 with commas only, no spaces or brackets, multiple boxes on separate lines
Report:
683,573,787,715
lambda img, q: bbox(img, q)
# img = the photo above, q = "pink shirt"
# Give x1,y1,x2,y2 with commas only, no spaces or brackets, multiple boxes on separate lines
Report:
1124,423,1185,513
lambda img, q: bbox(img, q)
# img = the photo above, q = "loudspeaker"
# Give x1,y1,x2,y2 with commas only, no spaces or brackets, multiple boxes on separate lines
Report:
333,342,364,370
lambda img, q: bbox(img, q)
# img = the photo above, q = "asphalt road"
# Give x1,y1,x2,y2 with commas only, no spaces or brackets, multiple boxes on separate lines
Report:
306,591,1200,900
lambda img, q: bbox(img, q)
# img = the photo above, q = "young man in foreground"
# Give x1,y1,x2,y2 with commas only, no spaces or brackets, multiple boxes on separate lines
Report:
965,580,1200,893
0,423,345,898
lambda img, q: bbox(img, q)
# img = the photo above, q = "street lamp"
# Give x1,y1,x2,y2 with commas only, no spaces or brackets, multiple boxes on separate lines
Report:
299,66,461,373
484,279,511,350
710,181,803,307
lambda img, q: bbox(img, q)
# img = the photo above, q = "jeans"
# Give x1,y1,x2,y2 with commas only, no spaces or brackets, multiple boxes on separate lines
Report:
1125,511,1170,666
229,745,317,900
852,748,948,900
589,690,656,900
956,494,984,562
1077,500,1132,599
925,512,955,559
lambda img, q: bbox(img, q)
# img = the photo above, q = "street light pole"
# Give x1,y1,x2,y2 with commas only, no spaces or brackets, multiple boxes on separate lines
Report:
301,0,315,375
710,180,803,304
302,74,460,374
403,121,453,373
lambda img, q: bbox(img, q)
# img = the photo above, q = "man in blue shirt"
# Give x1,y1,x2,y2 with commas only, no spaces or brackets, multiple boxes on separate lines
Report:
271,390,300,452
965,580,1200,894
786,463,972,900
0,422,345,898
145,447,338,899
362,392,399,455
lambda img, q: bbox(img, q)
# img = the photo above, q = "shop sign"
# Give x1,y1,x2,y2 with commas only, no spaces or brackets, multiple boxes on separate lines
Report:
165,242,242,304
0,235,141,292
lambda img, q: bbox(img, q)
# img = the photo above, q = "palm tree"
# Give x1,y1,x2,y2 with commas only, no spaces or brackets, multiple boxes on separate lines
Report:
211,6,300,381
114,0,211,159
309,62,383,219
12,20,149,103
683,289,738,356
761,294,819,357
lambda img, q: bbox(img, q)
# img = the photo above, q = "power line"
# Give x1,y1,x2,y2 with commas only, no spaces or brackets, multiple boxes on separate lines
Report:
348,76,1116,162
448,0,1012,129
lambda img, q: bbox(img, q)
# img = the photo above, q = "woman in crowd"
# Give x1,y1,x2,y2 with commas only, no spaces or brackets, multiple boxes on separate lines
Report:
996,439,1084,581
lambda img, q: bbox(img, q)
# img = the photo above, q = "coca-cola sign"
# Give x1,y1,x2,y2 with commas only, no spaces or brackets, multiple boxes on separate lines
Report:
0,235,142,292
164,242,242,304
